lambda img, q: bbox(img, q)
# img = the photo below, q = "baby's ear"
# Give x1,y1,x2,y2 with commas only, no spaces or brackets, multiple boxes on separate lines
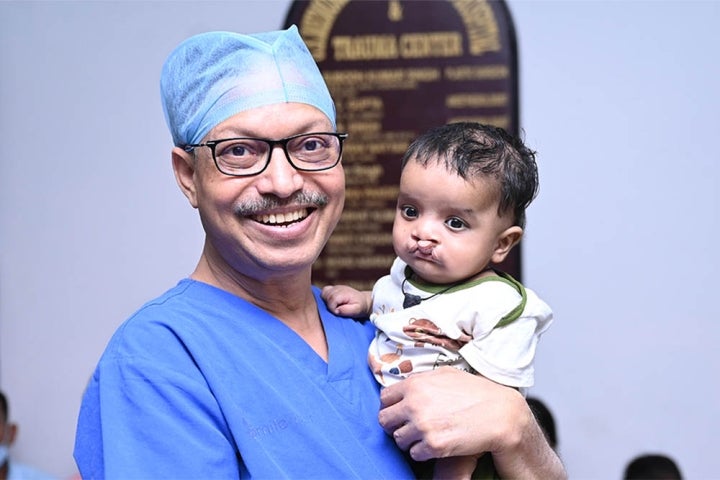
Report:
491,226,523,264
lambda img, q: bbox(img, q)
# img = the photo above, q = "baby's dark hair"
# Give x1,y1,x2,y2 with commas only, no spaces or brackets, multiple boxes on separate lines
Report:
401,122,539,228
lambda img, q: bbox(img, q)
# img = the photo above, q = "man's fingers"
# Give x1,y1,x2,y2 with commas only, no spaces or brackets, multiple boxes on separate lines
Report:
378,381,409,435
408,441,432,462
391,423,434,461
379,381,403,408
378,402,403,434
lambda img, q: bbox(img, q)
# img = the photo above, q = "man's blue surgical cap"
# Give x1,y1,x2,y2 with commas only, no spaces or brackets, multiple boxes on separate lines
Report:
161,25,336,147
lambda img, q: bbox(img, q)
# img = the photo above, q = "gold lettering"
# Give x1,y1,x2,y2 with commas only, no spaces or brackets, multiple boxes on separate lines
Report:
446,92,508,108
323,255,395,270
323,70,365,84
344,186,399,201
368,142,409,155
332,209,396,229
406,68,441,82
339,210,369,222
366,69,404,83
344,164,385,185
329,31,466,61
447,115,510,129
324,257,356,269
342,143,366,156
451,0,501,55
347,121,381,133
299,0,350,61
444,65,509,81
399,32,463,58
324,68,442,92
369,210,396,222
346,96,383,112
364,186,399,201
388,0,403,21
328,233,393,247
333,221,382,232
332,35,398,61
357,255,396,268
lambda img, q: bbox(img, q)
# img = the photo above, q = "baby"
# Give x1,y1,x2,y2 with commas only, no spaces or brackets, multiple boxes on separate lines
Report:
323,122,553,479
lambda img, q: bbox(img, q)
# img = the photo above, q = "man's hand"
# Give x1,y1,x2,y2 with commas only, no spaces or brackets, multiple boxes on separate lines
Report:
378,367,567,479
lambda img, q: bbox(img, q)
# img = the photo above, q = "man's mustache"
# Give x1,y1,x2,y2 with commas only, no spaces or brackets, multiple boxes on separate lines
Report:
234,192,328,215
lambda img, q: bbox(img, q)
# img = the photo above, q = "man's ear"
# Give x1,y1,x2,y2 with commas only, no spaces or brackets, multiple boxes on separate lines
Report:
172,147,199,208
491,225,523,264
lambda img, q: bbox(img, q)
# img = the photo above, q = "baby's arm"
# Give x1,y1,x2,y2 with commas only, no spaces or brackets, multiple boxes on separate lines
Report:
321,285,373,318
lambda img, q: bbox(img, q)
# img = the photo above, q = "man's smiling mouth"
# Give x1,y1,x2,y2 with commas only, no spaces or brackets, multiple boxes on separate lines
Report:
252,208,310,225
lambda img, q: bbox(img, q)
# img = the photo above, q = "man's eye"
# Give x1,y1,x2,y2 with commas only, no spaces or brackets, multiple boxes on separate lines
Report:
446,217,467,230
223,143,251,157
218,140,263,158
401,205,418,218
301,138,322,152
228,146,247,157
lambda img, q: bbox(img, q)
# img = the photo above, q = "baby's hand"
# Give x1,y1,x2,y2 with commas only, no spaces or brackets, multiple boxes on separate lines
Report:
321,285,372,318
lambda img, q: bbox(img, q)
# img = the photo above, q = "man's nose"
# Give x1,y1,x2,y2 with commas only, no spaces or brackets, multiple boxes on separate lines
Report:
256,146,303,197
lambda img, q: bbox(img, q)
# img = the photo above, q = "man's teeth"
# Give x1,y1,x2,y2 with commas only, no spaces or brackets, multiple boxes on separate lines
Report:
254,209,308,225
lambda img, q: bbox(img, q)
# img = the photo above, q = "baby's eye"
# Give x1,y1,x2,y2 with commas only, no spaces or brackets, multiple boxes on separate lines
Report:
400,205,419,219
445,217,468,231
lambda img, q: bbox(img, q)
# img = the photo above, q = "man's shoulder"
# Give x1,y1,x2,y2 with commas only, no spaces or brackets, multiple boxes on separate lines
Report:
100,279,254,362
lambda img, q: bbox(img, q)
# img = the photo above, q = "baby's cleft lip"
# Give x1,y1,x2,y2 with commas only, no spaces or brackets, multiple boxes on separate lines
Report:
416,241,434,256
408,243,437,265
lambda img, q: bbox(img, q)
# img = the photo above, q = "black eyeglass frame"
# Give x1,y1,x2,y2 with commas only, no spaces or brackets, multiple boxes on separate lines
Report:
183,131,349,177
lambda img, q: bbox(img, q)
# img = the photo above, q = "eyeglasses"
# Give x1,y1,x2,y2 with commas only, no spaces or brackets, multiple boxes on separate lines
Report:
184,132,348,177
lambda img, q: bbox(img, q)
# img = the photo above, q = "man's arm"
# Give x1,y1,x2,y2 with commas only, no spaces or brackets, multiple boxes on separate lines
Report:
378,367,566,479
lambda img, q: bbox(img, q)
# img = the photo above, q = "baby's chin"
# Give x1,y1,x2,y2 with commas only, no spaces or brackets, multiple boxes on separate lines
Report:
402,257,455,285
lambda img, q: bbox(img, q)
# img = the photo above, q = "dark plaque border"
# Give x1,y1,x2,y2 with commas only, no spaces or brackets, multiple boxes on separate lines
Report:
284,0,521,289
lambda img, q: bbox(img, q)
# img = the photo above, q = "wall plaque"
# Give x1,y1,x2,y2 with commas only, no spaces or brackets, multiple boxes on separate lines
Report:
284,0,521,290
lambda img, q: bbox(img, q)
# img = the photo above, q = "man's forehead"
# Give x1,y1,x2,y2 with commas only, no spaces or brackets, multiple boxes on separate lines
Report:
207,103,333,139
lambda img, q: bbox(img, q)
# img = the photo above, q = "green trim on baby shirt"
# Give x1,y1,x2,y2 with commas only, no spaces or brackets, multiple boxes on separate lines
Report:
404,266,527,329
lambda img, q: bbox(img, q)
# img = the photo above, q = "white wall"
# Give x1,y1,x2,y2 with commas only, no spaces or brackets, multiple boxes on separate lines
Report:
1,1,717,478
514,2,719,478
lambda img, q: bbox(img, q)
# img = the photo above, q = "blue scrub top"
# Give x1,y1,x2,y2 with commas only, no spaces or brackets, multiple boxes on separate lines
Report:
75,279,413,479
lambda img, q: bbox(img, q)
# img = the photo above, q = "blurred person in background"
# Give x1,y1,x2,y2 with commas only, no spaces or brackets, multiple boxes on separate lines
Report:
623,453,682,480
0,391,56,480
527,396,558,451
